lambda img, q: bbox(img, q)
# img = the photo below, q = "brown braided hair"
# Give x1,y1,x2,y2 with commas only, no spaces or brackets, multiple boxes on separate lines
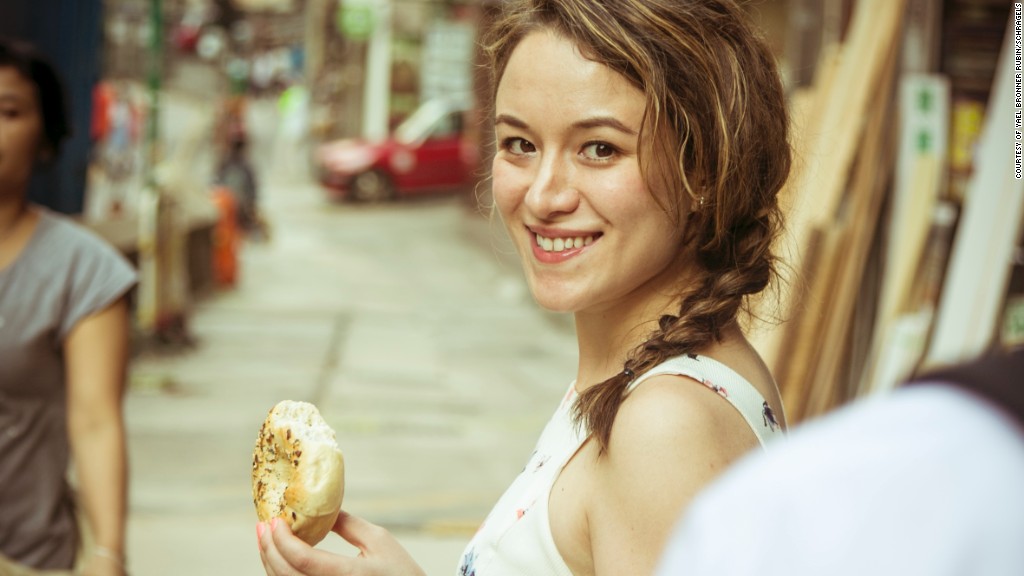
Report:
482,0,791,452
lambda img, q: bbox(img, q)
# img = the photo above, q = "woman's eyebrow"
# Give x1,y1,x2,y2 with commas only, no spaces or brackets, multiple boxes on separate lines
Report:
0,93,31,106
494,113,528,129
572,116,637,136
495,113,637,136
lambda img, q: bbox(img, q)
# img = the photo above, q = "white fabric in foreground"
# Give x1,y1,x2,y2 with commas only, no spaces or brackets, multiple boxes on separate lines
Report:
656,384,1024,576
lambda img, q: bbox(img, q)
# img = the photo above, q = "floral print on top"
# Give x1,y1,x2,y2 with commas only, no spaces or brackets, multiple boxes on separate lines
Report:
455,354,784,576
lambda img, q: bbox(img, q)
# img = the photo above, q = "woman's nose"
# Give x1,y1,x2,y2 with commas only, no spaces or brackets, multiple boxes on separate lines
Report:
524,154,579,218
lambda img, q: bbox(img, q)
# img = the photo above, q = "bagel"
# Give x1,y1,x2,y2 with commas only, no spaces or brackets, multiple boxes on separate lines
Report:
252,400,345,545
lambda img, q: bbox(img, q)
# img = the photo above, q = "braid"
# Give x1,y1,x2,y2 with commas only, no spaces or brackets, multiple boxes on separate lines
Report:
575,203,783,453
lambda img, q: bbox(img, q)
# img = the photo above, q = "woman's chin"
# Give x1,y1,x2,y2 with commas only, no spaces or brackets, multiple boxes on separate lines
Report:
527,289,579,314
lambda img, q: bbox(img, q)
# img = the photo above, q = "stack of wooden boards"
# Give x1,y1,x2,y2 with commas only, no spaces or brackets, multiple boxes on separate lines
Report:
753,0,1023,425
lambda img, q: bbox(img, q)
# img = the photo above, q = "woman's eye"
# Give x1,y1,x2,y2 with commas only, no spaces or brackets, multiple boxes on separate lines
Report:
581,142,617,161
502,137,536,155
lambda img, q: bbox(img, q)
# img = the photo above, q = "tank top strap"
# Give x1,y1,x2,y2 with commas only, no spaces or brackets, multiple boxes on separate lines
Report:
625,354,784,446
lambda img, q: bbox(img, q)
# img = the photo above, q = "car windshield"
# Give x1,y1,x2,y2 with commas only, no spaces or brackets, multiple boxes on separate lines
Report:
393,100,458,145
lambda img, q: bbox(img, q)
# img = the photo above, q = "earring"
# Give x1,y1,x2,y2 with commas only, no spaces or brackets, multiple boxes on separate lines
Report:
691,195,705,213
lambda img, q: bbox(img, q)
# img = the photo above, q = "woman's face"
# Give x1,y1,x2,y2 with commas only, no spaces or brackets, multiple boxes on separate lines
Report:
492,30,689,316
0,66,44,198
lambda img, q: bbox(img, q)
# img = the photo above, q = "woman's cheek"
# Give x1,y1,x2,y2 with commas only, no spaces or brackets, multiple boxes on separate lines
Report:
490,160,526,219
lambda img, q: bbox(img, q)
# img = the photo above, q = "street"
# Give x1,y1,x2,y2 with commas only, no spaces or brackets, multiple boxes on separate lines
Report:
123,97,578,574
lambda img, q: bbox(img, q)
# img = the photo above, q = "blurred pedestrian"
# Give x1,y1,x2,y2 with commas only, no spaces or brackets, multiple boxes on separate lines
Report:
99,82,139,216
654,350,1024,576
0,38,136,575
214,135,262,238
258,0,791,574
87,79,141,218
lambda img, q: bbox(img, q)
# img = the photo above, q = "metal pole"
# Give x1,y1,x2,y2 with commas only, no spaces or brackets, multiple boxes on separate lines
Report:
363,0,392,140
146,0,163,185
137,0,164,335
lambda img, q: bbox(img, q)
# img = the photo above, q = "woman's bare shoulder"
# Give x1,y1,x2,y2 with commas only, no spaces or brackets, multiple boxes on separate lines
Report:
613,373,757,461
582,373,759,574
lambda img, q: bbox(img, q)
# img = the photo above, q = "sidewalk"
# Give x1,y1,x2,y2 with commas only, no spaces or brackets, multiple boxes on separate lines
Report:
123,168,578,573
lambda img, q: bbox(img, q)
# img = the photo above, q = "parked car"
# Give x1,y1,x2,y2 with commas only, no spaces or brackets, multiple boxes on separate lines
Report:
315,99,479,202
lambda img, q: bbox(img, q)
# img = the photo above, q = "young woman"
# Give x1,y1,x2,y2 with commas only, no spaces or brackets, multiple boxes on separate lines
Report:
0,38,136,575
258,1,791,574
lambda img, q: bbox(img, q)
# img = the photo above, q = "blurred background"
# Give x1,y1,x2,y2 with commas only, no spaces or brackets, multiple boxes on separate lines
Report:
0,0,1019,573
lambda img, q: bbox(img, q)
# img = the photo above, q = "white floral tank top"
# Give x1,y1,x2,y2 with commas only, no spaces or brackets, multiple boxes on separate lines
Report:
456,354,784,576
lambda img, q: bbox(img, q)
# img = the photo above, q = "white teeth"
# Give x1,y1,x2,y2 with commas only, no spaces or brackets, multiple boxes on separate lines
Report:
534,233,596,253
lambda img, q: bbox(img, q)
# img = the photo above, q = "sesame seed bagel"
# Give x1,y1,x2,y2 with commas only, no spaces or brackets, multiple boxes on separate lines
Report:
252,400,345,546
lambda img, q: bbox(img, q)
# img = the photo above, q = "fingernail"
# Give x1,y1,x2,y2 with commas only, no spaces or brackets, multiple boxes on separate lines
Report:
271,517,279,531
257,522,265,541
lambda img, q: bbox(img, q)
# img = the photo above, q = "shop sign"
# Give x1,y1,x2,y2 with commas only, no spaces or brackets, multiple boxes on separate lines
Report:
337,0,376,41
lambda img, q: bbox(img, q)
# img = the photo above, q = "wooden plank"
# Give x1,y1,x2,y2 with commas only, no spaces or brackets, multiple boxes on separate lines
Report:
783,0,907,252
805,46,899,418
858,159,944,396
925,13,1024,367
755,0,908,373
779,226,845,422
791,38,900,420
769,0,909,422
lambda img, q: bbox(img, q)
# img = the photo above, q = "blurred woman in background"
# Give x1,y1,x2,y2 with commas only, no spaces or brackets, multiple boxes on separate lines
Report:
0,37,136,575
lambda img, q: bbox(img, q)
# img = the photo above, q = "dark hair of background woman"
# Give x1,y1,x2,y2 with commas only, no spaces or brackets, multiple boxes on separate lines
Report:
0,36,71,157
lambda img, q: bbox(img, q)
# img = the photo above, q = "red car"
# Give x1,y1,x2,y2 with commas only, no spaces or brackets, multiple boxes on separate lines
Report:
315,99,479,202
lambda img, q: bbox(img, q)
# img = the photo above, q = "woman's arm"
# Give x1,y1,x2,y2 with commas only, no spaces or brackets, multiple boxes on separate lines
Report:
589,375,759,576
65,298,131,575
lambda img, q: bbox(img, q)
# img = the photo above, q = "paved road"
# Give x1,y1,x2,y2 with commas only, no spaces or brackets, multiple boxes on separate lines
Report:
123,98,578,574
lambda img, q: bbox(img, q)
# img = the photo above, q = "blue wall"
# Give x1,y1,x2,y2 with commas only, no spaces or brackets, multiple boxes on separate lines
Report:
0,0,104,215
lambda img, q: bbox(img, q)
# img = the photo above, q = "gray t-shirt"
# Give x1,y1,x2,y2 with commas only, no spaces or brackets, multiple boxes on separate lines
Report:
0,209,137,569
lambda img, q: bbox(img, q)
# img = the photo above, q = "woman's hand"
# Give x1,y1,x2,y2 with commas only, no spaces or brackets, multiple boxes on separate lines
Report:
258,511,426,576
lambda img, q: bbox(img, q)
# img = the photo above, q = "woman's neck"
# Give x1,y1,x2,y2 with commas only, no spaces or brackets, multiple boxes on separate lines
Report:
572,253,701,392
0,197,32,245
573,289,679,392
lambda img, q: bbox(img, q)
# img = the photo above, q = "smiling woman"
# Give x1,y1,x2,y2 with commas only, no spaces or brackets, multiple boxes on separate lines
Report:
464,2,791,573
256,2,792,575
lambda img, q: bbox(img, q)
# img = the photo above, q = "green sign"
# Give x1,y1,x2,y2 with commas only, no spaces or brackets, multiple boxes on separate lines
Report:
1003,296,1024,348
337,2,375,41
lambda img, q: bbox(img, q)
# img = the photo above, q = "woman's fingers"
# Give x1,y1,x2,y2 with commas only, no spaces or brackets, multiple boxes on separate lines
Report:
258,513,424,576
264,517,357,576
332,511,384,551
332,512,428,576
258,522,282,576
